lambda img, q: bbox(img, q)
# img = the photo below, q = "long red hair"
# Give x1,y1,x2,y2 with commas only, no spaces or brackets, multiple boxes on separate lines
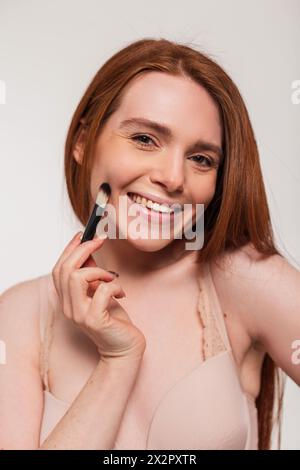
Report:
64,38,286,449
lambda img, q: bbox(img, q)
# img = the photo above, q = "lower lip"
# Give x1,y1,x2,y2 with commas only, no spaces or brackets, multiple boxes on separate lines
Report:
127,193,176,224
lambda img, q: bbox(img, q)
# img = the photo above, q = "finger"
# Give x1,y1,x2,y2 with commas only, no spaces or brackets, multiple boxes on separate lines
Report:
53,232,83,273
84,281,126,329
62,236,107,272
52,232,82,301
82,256,100,291
69,266,117,302
82,256,116,295
69,271,125,323
59,237,108,318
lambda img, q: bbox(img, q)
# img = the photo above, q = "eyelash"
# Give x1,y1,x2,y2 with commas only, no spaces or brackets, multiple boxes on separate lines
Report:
130,134,213,168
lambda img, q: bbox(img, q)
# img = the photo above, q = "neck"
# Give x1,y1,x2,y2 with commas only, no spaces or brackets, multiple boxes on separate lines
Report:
92,236,199,279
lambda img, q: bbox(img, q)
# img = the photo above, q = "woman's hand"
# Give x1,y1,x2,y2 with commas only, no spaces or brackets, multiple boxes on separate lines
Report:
51,232,146,364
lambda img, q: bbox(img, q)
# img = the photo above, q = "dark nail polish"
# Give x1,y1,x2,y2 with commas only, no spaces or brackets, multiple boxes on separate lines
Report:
108,270,119,277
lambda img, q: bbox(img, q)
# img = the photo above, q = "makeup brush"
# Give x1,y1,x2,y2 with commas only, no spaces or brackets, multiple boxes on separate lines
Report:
80,182,111,244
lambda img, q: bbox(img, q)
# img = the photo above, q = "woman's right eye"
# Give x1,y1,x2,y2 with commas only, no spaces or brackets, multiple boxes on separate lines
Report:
131,134,156,148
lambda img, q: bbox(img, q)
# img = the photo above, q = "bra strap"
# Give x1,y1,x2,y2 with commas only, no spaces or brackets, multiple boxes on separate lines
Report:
197,262,229,361
205,261,232,350
38,275,56,392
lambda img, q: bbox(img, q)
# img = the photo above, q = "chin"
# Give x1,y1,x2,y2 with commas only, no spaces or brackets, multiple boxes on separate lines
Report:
126,236,174,252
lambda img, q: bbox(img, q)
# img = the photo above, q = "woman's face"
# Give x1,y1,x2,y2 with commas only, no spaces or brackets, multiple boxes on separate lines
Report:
75,71,223,253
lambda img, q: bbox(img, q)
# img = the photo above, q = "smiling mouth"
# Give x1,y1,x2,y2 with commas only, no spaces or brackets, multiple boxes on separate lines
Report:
127,192,184,215
127,192,177,215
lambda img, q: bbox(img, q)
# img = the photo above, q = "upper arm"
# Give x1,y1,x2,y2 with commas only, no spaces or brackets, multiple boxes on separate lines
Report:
217,245,300,387
0,279,44,449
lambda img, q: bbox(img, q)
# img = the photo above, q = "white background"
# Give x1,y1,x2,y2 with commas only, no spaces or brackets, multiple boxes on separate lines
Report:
0,0,299,449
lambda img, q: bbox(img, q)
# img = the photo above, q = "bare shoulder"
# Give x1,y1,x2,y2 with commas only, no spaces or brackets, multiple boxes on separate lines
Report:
0,274,52,449
210,242,299,350
0,273,48,313
214,243,288,282
0,274,51,361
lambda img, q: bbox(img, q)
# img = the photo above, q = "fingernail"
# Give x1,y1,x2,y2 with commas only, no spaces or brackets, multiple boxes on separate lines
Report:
74,231,83,240
98,233,108,240
108,270,119,277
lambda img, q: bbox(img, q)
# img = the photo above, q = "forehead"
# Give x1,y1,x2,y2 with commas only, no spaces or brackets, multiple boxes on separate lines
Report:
113,72,222,143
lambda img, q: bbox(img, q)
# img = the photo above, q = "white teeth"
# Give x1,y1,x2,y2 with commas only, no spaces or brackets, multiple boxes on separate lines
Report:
130,193,173,214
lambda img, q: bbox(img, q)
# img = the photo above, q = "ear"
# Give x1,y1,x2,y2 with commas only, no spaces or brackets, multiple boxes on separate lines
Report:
73,119,87,165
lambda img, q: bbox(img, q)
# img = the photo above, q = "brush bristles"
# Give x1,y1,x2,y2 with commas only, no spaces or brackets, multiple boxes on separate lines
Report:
96,183,111,208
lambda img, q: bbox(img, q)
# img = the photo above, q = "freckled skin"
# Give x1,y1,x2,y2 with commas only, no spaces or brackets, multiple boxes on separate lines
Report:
59,73,268,414
74,71,223,278
57,72,225,426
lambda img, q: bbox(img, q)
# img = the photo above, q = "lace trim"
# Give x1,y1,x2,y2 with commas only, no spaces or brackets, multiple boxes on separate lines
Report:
38,268,227,391
39,276,56,392
197,270,227,361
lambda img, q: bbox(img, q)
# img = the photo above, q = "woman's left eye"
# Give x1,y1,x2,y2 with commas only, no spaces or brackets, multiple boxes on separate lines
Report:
189,155,213,167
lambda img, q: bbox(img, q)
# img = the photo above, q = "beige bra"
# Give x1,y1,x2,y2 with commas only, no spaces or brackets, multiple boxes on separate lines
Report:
38,262,258,449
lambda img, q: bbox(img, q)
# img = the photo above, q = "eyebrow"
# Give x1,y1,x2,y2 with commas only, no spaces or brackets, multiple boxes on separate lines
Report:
119,117,223,162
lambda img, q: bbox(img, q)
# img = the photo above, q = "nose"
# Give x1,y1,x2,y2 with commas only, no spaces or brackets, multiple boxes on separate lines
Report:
149,152,184,193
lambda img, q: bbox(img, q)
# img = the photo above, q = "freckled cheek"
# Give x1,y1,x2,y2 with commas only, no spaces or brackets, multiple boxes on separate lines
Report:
105,154,141,189
190,176,217,210
89,148,141,200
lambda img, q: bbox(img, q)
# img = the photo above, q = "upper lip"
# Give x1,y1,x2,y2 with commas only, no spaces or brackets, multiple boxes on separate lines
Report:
128,191,183,208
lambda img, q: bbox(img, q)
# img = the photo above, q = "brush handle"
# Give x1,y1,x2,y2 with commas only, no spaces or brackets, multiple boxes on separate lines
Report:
80,203,106,243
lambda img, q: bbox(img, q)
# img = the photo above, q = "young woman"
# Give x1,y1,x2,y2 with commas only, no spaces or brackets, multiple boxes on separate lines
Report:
0,38,299,450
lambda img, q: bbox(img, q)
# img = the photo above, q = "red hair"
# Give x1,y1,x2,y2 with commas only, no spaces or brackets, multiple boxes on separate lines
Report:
64,38,285,449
